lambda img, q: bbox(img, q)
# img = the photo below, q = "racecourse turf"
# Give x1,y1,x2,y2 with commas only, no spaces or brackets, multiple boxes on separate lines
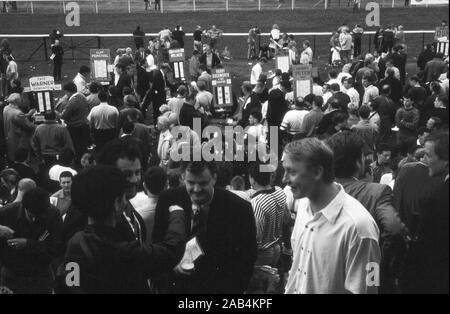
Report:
0,6,448,93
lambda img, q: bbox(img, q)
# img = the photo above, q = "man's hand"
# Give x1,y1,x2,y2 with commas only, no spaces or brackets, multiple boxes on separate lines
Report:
173,262,195,276
7,238,27,250
26,109,36,117
0,226,15,239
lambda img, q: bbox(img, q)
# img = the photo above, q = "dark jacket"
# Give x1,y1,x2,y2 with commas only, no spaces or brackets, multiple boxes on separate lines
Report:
338,177,407,292
0,202,63,275
60,211,186,294
199,52,221,69
424,58,448,82
400,176,449,293
136,66,150,100
63,201,147,246
417,49,435,71
379,76,403,104
61,93,89,127
152,187,257,294
338,177,406,246
148,69,166,93
51,44,64,62
240,92,261,128
316,109,340,136
179,103,204,130
172,30,185,48
266,88,288,127
133,29,145,47
393,162,445,240
116,73,132,96
373,95,397,138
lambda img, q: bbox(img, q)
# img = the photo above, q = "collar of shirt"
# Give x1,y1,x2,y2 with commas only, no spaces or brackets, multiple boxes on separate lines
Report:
252,187,276,199
191,189,214,216
306,184,345,225
160,129,172,141
44,120,58,125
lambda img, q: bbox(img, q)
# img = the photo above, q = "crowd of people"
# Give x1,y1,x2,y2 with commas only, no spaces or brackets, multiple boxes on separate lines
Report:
0,18,448,294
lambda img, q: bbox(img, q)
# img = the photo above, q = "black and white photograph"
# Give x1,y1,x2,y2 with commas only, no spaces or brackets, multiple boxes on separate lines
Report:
0,0,448,299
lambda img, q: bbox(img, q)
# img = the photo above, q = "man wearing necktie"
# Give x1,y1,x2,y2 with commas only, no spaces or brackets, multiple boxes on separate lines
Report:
144,64,170,125
63,138,147,244
152,161,257,294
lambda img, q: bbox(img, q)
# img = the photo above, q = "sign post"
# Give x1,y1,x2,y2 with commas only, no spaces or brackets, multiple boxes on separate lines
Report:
435,26,449,41
275,50,290,73
90,49,111,85
169,48,186,82
28,76,62,123
211,68,233,112
292,64,312,99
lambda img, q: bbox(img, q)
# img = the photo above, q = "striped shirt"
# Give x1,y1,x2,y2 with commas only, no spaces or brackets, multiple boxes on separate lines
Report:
251,187,287,251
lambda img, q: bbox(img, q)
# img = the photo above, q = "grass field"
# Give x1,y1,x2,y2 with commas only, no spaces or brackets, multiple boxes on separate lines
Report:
0,6,448,94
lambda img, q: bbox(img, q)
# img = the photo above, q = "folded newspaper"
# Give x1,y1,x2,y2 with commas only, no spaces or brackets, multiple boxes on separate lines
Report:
176,237,204,271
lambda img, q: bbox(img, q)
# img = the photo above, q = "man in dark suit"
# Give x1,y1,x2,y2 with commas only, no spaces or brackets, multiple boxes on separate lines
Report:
199,44,221,71
266,80,289,127
423,53,448,83
59,165,186,294
239,81,261,128
63,138,147,244
115,63,132,96
143,65,169,124
136,59,150,102
400,131,449,293
152,161,257,293
327,131,407,293
373,84,397,143
51,39,64,82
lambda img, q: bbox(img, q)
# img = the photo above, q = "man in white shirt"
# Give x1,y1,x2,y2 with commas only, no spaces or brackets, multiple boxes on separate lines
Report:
251,57,266,85
87,90,119,150
339,27,353,64
300,40,313,65
245,110,266,146
168,85,187,122
283,138,381,294
73,65,91,96
343,77,360,108
280,97,309,138
362,74,379,106
326,69,342,90
5,56,18,94
156,116,172,169
130,167,168,244
195,80,213,114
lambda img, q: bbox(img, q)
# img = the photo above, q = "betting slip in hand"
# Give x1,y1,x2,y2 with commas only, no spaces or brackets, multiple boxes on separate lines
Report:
176,237,204,271
50,54,55,60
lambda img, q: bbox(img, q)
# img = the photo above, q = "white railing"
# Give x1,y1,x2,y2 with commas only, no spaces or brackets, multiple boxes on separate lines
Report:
3,0,448,14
